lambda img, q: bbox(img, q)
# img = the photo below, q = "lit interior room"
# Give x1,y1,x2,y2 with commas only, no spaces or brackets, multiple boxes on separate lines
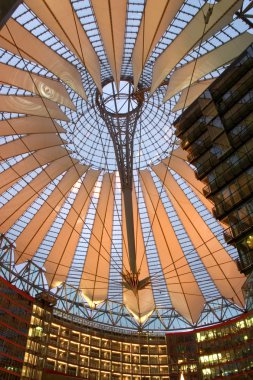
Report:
0,1,253,380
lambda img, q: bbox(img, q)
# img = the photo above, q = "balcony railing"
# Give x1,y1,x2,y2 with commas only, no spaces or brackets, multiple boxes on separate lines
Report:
196,141,253,181
212,179,253,219
224,214,253,243
217,69,253,115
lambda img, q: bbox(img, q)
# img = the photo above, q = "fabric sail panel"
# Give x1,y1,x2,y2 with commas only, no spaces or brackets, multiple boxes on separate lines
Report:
0,134,67,160
0,18,86,99
0,95,69,121
24,0,102,92
80,173,115,307
165,32,253,101
132,0,184,89
163,150,214,214
162,154,229,231
0,116,65,136
140,169,205,323
152,163,245,307
91,0,127,87
0,155,78,233
44,169,100,288
151,0,243,94
0,146,70,195
172,79,215,112
122,187,155,322
15,163,88,264
0,63,75,110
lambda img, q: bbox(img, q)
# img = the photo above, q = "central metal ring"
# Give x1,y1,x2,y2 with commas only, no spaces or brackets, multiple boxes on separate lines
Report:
96,78,144,117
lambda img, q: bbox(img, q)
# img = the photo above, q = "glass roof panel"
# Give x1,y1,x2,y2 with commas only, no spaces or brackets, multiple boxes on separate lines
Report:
0,0,252,331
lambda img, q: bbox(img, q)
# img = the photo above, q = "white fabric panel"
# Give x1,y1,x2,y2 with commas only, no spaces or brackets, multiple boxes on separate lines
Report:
124,288,154,324
24,0,102,92
172,79,215,112
0,134,67,160
161,154,213,212
170,146,188,160
165,32,253,101
163,150,229,230
91,0,127,87
161,155,213,213
0,95,69,121
0,63,75,110
0,116,65,136
0,18,86,99
133,0,184,89
151,0,242,94
0,146,69,194
122,188,155,320
15,163,88,264
152,163,245,307
44,170,100,288
0,155,78,233
140,170,205,323
80,173,115,306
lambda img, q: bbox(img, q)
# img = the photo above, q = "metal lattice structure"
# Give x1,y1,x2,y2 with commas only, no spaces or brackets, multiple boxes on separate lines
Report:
0,0,253,331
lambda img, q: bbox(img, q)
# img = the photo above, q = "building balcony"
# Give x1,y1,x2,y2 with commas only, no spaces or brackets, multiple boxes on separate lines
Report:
236,256,253,275
195,154,220,179
222,92,253,131
224,214,253,243
175,104,204,136
197,142,253,181
216,68,253,115
212,179,253,219
180,120,207,149
229,120,253,148
210,50,253,102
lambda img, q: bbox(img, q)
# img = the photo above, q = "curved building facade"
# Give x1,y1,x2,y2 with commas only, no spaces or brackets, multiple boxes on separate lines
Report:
0,1,253,379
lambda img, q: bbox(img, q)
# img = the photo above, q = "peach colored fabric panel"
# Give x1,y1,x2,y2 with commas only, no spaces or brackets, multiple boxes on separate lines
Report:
165,32,253,101
0,18,86,98
140,169,204,323
0,63,75,109
0,156,77,232
152,163,245,307
91,0,127,87
122,188,155,319
24,0,101,92
132,0,183,89
151,0,242,94
0,134,67,160
172,80,215,112
0,116,65,136
0,95,69,121
15,164,88,264
80,173,115,304
44,169,100,288
0,146,69,195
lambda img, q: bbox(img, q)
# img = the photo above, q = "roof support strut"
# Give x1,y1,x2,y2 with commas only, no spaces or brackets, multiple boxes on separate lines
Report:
97,79,145,281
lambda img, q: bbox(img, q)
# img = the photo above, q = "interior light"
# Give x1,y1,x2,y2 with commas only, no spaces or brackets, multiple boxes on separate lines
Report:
246,235,253,249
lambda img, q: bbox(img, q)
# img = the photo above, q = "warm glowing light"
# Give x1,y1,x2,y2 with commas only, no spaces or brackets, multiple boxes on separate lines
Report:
82,293,103,308
200,353,222,364
246,235,253,249
125,307,154,324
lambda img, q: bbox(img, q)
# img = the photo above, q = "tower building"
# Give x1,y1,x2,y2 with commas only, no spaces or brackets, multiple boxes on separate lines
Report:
0,1,253,379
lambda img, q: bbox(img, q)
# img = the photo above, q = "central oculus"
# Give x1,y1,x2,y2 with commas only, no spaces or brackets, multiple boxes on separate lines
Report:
98,79,143,116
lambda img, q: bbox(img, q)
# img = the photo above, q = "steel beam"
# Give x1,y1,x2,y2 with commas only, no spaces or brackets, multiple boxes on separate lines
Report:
0,0,21,29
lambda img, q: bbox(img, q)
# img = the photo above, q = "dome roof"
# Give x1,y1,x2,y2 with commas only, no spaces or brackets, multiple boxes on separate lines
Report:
0,0,252,331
